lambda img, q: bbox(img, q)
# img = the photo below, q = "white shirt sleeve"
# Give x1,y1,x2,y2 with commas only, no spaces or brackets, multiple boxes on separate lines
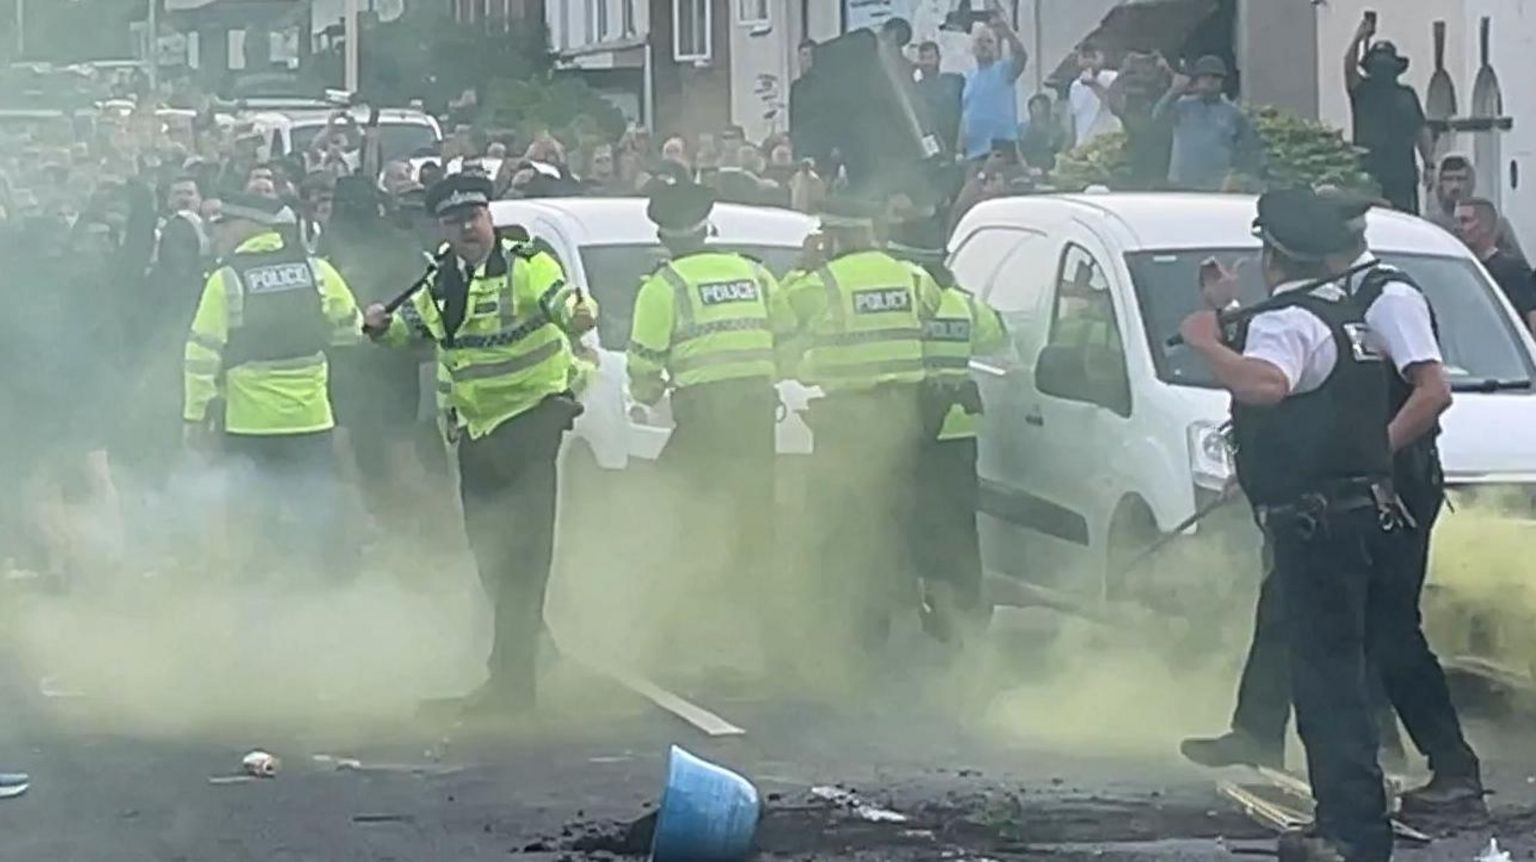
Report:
1363,282,1442,373
1241,307,1338,395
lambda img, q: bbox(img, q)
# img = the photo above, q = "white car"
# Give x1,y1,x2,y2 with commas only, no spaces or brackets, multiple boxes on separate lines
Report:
950,192,1536,603
489,197,818,469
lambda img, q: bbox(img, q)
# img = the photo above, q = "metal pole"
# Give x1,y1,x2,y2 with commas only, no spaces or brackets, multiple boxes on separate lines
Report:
146,0,158,94
344,0,359,93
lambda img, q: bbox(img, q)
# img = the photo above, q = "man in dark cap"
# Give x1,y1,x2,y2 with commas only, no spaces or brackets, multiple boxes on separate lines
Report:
780,195,945,652
363,173,596,717
628,182,790,663
1346,13,1433,213
1177,189,1401,862
183,190,363,581
1184,191,1484,822
1155,55,1262,191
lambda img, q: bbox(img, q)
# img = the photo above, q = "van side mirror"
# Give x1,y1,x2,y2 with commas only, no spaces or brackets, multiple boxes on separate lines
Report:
1035,344,1085,400
1035,343,1131,416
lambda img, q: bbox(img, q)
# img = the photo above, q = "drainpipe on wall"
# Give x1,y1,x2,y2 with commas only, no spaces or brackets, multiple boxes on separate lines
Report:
643,39,655,129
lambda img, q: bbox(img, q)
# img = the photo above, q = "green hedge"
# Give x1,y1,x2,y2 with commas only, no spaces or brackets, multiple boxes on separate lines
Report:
1053,105,1379,195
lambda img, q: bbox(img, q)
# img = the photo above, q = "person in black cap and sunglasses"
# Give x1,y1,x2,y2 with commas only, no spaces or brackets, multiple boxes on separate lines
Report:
1177,189,1403,862
1346,13,1434,214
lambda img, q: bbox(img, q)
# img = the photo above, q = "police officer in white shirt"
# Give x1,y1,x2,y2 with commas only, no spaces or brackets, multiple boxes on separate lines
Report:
1178,189,1401,862
1181,193,1484,822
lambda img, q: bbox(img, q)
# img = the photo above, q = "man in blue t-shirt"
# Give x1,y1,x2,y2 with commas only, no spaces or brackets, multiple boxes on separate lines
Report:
961,11,1029,161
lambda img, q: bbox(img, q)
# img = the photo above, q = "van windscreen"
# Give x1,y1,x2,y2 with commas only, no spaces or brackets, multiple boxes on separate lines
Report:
1126,249,1535,390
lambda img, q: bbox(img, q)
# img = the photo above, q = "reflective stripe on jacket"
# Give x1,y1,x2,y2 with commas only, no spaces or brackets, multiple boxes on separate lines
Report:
183,231,361,435
781,249,943,392
626,251,788,405
377,238,592,440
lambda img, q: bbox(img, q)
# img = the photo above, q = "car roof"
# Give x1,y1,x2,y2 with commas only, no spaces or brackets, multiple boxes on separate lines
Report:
956,192,1468,257
490,197,816,247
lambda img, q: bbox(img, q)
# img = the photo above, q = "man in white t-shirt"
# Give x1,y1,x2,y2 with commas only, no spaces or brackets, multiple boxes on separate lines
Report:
1069,40,1121,148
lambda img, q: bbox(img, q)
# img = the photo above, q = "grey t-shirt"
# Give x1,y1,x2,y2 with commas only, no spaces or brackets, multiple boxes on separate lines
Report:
1165,96,1257,191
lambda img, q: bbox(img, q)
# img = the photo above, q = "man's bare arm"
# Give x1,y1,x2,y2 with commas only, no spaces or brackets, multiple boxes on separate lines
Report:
1388,360,1452,453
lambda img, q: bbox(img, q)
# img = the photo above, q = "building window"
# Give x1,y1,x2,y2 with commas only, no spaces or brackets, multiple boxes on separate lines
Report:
597,0,610,40
674,0,711,61
558,0,571,48
622,0,636,35
737,0,769,26
586,0,598,42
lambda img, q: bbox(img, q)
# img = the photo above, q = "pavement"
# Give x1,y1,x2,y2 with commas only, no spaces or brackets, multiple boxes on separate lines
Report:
4,578,1536,862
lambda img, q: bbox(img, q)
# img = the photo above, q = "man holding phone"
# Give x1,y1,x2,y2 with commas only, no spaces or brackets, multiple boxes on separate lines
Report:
1346,11,1434,213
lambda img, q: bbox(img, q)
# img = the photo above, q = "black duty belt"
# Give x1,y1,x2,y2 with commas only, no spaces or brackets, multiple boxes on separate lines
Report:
1255,479,1412,540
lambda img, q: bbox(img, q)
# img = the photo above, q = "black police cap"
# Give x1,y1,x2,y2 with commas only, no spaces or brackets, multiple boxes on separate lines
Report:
425,173,494,217
1253,189,1360,260
647,181,716,234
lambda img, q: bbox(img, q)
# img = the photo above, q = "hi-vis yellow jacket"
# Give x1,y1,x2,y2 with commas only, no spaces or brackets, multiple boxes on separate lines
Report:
779,249,945,392
626,250,793,405
375,238,594,440
920,280,1007,440
183,231,361,435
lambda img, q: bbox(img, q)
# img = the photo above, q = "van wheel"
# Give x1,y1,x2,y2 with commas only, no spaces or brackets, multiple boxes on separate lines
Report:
1103,500,1161,608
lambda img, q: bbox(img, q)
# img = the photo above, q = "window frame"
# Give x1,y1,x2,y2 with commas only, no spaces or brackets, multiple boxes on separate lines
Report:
737,0,771,27
673,0,713,63
1041,241,1132,414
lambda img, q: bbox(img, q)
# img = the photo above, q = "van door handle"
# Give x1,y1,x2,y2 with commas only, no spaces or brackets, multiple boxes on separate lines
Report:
1024,409,1044,427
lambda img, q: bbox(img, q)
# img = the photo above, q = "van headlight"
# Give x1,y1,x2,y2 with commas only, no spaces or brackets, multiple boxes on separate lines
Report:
1188,420,1234,491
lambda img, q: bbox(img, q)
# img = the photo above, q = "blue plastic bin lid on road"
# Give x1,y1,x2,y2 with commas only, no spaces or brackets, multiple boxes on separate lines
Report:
651,745,761,862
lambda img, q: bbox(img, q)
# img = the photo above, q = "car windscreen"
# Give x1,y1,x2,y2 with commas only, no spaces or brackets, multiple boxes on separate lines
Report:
579,243,802,350
290,122,437,163
1127,249,1536,390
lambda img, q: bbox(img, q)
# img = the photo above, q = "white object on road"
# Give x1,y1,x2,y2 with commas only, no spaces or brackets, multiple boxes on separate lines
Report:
810,786,908,823
242,750,280,778
0,773,29,800
1477,838,1511,862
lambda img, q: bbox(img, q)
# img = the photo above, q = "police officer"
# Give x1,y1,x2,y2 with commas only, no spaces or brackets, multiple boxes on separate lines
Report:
1182,194,1484,816
781,196,944,648
183,191,362,580
628,181,788,650
888,217,1006,644
362,175,596,716
1177,189,1399,862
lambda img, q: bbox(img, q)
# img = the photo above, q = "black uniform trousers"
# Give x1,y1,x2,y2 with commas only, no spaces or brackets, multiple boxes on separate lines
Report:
806,384,926,647
912,436,984,627
456,396,571,704
662,378,778,606
1231,478,1479,780
222,430,348,581
1267,507,1394,862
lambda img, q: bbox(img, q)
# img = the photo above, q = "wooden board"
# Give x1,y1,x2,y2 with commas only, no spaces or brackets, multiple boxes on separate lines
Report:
1249,766,1431,845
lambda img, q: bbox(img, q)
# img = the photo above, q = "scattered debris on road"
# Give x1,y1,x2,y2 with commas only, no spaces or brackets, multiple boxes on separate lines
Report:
811,785,909,823
312,753,463,777
1478,837,1512,862
241,750,280,778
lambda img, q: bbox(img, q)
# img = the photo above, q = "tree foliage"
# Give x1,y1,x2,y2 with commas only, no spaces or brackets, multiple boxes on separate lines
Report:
482,76,627,149
1054,105,1378,195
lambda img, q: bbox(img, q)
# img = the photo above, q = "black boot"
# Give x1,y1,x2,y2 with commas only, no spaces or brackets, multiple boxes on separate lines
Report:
1277,829,1351,862
1399,769,1487,817
1180,730,1283,770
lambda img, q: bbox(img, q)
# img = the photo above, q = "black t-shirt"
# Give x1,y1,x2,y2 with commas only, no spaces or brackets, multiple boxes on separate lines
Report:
1482,250,1536,318
1349,79,1425,182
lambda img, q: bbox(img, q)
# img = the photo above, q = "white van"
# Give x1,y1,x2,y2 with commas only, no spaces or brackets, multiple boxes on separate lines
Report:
950,192,1536,603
